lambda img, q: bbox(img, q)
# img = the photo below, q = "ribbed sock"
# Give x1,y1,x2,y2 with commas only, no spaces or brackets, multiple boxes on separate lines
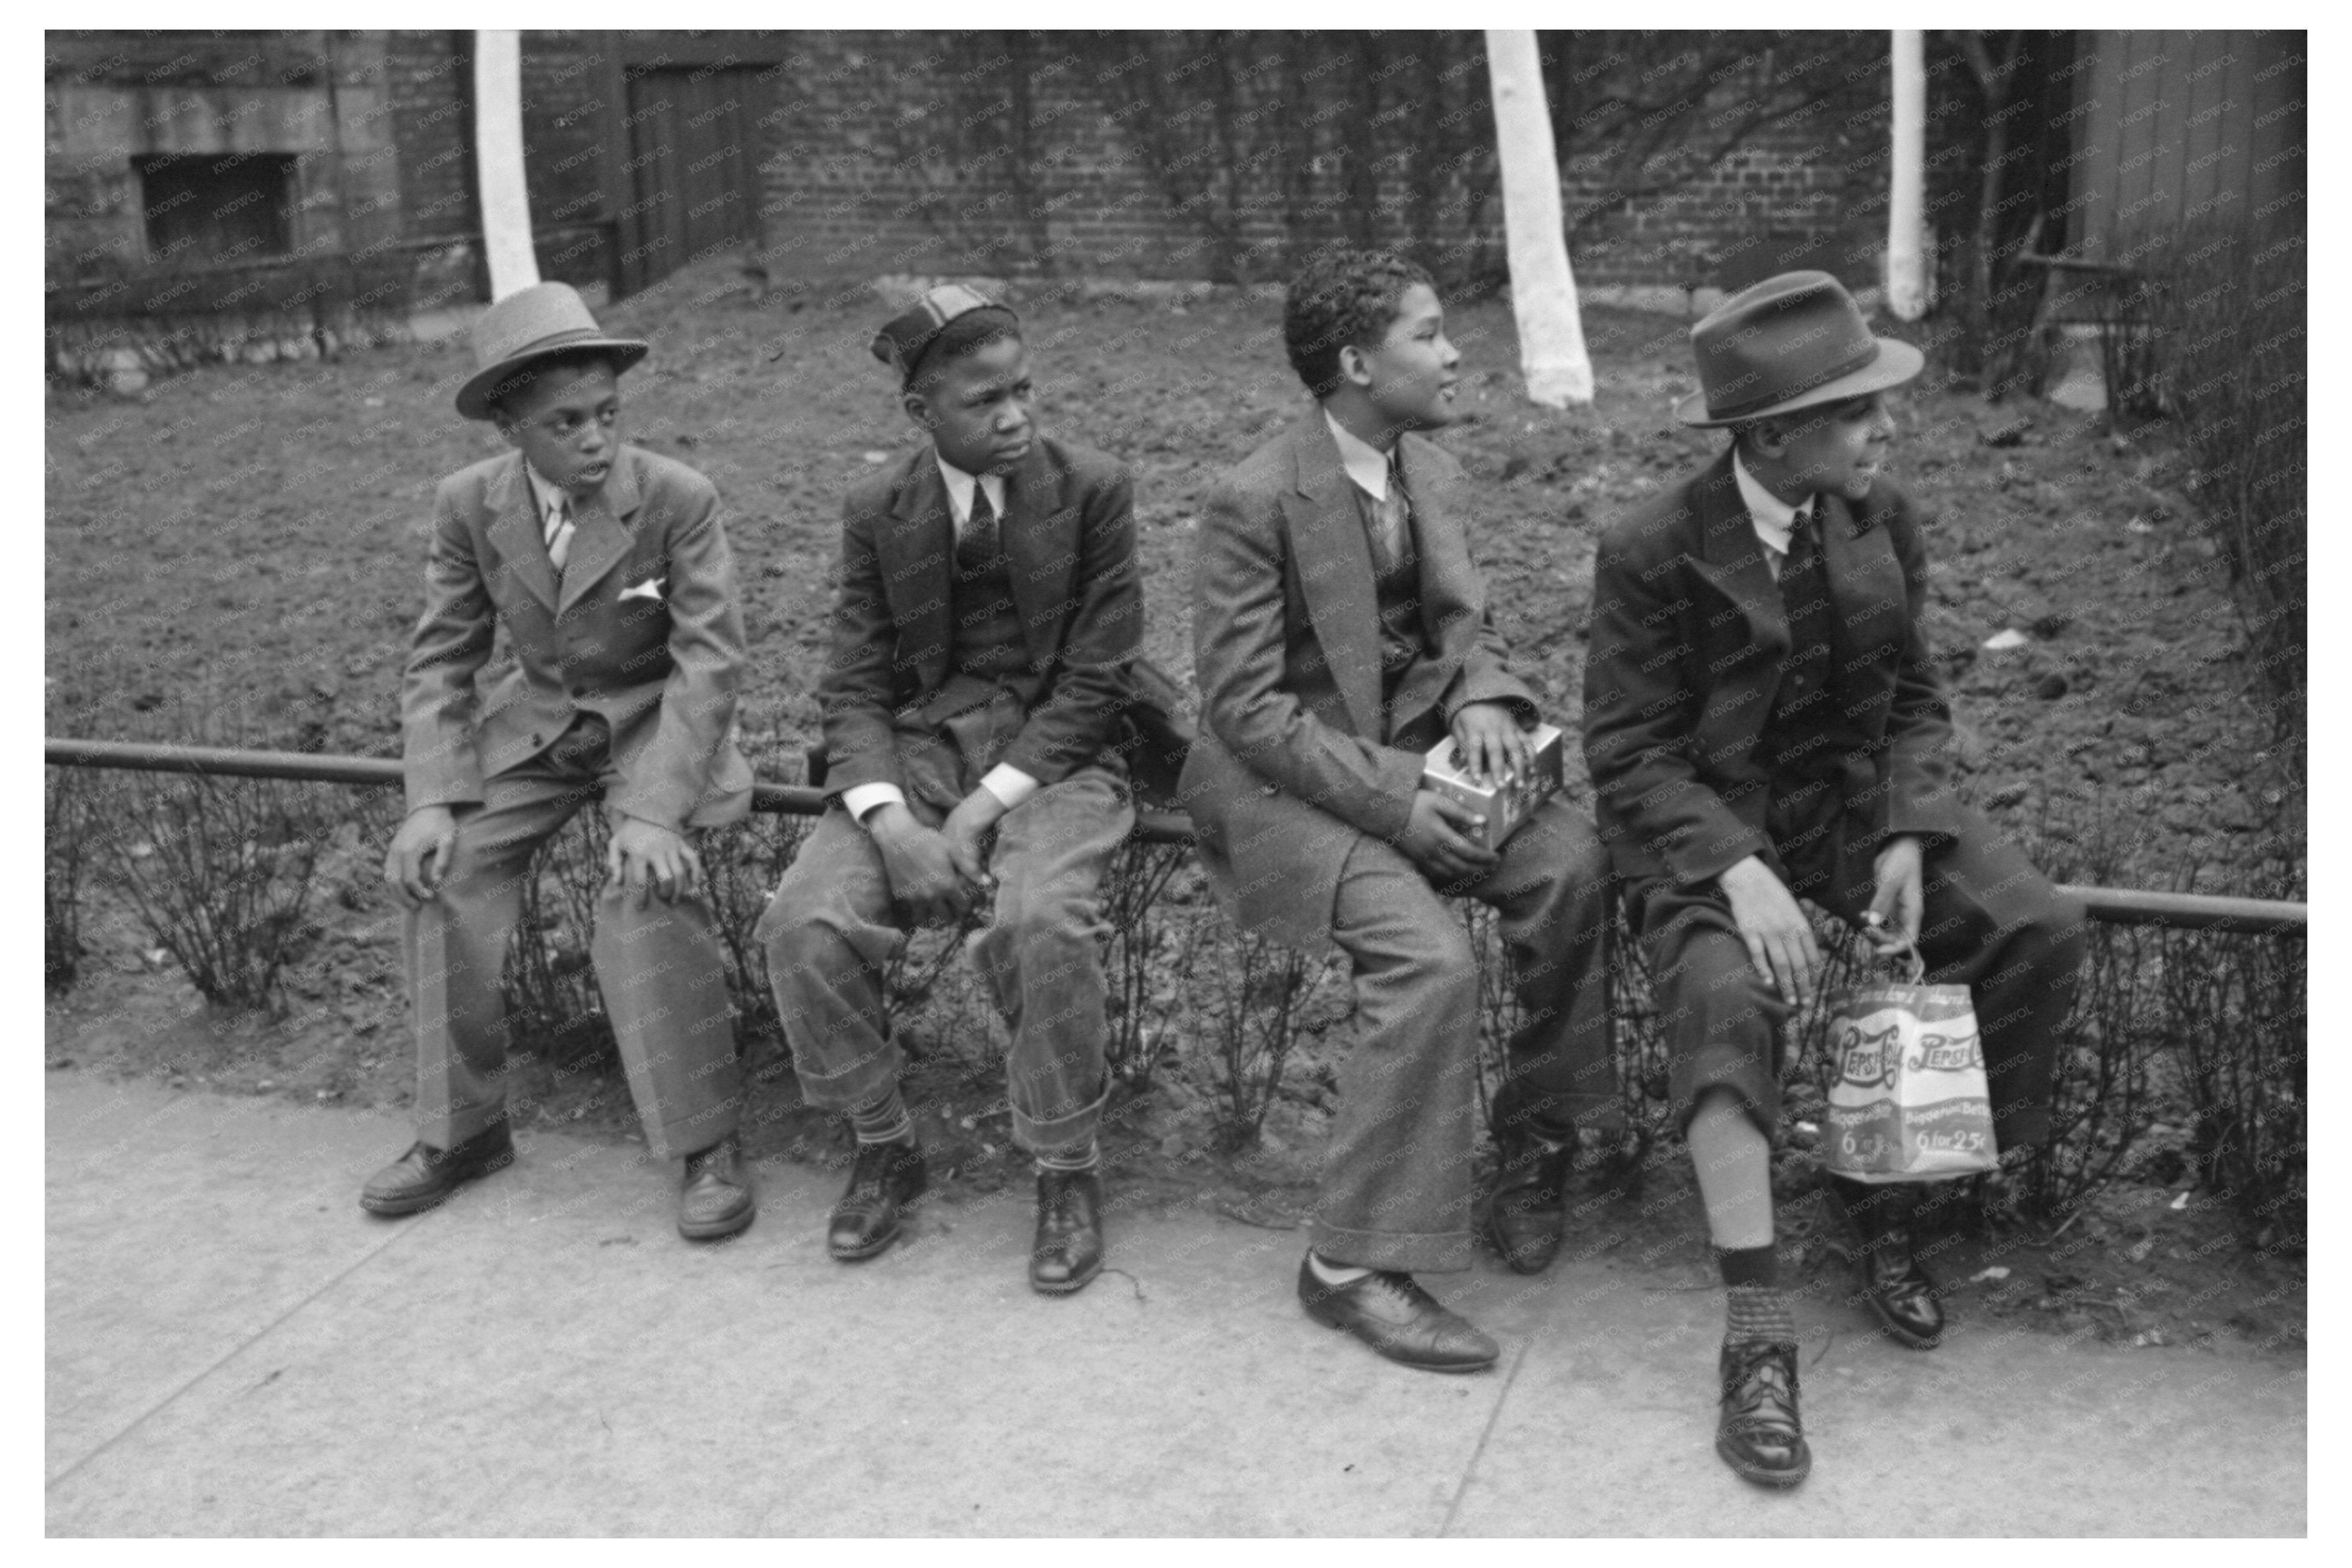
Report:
846,1085,913,1146
1718,1243,1796,1345
1034,1137,1099,1174
1308,1251,1374,1286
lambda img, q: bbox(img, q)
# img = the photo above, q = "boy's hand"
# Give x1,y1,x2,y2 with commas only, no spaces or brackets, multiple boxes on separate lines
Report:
867,804,976,928
939,789,1009,888
606,818,704,910
384,805,459,908
1717,854,1822,1006
1868,833,1925,949
1448,701,1531,787
1399,789,1500,887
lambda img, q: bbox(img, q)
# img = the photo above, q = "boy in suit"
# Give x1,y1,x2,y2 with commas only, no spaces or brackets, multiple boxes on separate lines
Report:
1182,250,1621,1373
367,283,757,1241
760,286,1140,1296
1583,272,2088,1487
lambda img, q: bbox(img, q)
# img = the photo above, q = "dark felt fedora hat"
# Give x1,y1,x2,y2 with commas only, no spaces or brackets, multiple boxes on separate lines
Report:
869,283,1018,384
455,282,648,421
1675,271,1922,428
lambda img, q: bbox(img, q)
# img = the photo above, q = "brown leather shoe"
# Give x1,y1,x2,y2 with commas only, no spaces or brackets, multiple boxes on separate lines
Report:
359,1124,515,1216
678,1132,756,1241
1296,1256,1500,1373
1487,1124,1576,1275
1030,1168,1105,1295
827,1140,926,1261
1825,1177,1945,1349
1716,1339,1812,1488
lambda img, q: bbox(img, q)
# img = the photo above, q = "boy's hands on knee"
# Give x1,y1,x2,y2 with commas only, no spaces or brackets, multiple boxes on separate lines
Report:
607,817,704,909
1448,700,1531,787
1717,854,1821,1005
1401,789,1499,887
939,789,1008,890
867,804,976,927
384,805,459,908
1867,834,1925,948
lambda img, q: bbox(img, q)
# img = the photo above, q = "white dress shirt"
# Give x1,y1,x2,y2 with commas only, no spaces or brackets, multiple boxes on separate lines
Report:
1732,447,1814,583
522,463,575,566
842,448,1040,827
1325,409,1398,501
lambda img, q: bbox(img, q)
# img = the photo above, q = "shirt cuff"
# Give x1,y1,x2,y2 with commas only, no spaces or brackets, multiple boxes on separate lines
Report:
979,764,1041,812
841,783,906,825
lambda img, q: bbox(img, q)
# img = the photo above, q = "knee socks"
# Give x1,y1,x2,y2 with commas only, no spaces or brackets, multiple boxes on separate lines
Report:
1718,1244,1797,1346
847,1084,913,1146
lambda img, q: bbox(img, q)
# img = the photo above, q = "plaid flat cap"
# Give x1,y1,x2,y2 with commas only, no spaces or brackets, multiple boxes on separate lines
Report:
869,284,1017,382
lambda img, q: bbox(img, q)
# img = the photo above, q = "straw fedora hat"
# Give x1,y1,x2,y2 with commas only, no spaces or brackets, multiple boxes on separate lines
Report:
1674,271,1922,428
455,283,649,421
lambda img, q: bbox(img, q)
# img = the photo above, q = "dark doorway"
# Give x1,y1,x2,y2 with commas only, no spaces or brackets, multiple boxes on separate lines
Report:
621,66,760,293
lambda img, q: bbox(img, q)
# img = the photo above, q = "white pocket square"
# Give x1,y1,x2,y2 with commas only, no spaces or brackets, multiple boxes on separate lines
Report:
617,576,667,603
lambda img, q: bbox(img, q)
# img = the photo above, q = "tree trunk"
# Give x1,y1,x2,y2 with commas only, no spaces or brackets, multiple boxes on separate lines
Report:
473,30,539,300
1484,29,1591,407
1887,29,1931,320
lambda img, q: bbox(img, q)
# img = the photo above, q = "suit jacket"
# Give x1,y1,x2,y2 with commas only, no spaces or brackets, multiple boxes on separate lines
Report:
816,435,1140,796
1581,449,1965,888
399,444,752,831
1180,414,1537,947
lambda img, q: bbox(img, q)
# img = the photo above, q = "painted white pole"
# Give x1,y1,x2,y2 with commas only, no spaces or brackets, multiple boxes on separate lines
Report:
1484,29,1592,406
1887,29,1931,321
474,30,540,299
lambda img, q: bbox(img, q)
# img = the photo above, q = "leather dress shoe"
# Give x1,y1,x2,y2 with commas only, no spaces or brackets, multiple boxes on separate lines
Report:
1296,1256,1500,1373
359,1124,514,1216
1030,1167,1105,1295
827,1139,926,1261
1716,1339,1811,1488
678,1132,756,1241
1487,1124,1577,1275
1825,1177,1944,1349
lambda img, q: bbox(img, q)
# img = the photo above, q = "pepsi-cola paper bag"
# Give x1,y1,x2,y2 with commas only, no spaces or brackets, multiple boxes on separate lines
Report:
1822,949,1998,1182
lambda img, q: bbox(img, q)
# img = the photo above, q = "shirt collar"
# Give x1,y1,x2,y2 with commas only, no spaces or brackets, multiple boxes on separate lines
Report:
1324,409,1395,501
933,448,1006,528
1732,446,1810,556
522,461,570,524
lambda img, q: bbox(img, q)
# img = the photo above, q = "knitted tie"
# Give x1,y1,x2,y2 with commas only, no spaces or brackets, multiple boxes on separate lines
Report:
1775,499,1834,726
955,481,1000,576
544,492,575,574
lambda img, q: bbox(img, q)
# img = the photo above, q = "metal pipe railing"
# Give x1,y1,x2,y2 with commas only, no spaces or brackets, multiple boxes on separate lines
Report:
45,737,2305,936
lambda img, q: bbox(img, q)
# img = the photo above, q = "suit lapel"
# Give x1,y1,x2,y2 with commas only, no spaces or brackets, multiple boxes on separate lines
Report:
878,451,956,689
1397,433,1477,672
556,449,641,614
1689,451,1791,661
1002,445,1067,666
1816,488,1906,654
486,453,559,612
1283,418,1383,737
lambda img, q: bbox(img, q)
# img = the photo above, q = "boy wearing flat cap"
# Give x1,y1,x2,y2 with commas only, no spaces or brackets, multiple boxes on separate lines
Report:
366,282,758,1241
1583,271,2087,1487
760,286,1140,1295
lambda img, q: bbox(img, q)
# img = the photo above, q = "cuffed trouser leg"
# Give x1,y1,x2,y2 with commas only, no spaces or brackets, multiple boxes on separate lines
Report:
756,806,908,1116
1311,833,1487,1274
1467,795,1626,1139
588,831,742,1161
407,780,574,1153
971,766,1134,1156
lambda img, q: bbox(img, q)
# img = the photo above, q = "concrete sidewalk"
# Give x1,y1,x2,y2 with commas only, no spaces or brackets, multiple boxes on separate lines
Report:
46,1070,2305,1536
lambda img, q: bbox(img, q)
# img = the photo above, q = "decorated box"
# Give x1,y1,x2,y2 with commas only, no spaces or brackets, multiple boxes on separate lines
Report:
1419,723,1565,854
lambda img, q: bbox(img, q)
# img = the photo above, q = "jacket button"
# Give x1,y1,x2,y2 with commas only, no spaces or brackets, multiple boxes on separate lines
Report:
1261,783,1279,796
570,686,588,700
530,733,544,747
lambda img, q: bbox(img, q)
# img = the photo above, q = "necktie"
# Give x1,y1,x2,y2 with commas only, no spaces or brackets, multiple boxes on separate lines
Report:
956,481,1000,574
1372,452,1410,568
1778,500,1833,685
544,493,574,574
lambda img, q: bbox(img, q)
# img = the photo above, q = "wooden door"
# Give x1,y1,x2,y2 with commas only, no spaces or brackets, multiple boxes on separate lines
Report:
621,65,760,294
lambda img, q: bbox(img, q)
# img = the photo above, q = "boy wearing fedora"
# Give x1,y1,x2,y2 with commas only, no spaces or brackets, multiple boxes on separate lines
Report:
1183,249,1621,1373
1583,271,2087,1486
365,282,758,1241
758,286,1140,1295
